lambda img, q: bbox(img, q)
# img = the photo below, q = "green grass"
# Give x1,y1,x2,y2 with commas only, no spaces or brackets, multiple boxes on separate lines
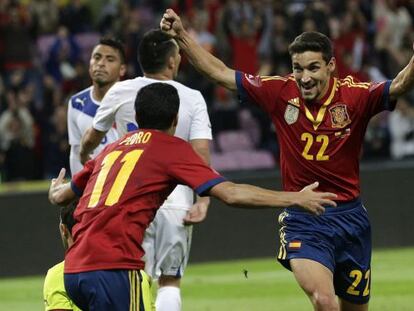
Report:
1,248,414,310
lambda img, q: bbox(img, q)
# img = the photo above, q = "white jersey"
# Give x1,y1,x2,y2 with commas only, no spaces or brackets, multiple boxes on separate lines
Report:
67,86,119,175
93,77,212,210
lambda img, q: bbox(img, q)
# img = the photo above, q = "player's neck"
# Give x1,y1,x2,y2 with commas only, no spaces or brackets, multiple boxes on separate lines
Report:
92,83,115,101
144,71,173,81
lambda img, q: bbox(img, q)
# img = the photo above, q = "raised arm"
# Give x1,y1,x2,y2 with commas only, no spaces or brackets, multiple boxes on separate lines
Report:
79,127,106,165
209,181,337,215
389,44,414,100
160,9,237,91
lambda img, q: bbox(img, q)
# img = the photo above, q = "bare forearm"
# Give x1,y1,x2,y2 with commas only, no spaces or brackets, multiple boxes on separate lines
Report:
80,128,104,163
214,183,296,208
176,30,236,90
390,55,414,98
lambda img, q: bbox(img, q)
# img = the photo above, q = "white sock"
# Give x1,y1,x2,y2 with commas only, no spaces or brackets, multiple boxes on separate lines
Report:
155,286,181,311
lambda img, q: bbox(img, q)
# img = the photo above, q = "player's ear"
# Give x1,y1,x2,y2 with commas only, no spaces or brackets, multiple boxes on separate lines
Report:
119,64,127,77
168,54,176,71
172,114,178,127
327,57,336,74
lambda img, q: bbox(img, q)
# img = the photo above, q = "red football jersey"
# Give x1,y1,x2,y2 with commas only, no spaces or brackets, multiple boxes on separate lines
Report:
65,130,225,273
236,72,395,202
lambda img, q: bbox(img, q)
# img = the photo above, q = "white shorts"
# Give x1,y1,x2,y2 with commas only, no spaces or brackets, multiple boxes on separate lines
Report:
142,207,192,280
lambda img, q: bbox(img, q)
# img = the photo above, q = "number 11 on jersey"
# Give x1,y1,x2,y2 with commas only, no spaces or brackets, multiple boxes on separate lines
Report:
88,150,144,208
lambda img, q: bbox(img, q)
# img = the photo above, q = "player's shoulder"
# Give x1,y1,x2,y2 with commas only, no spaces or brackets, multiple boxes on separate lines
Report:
338,75,371,90
70,86,92,102
167,80,204,98
108,77,147,95
44,261,64,284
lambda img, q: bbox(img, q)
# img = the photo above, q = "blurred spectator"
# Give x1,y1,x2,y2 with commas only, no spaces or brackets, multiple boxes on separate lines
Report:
43,105,70,179
363,113,390,160
59,0,93,34
0,2,36,73
389,97,414,160
45,26,81,83
211,86,240,137
0,90,35,181
29,0,59,35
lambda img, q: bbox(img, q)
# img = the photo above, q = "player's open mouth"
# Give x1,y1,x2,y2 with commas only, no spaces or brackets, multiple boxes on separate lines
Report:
301,83,316,91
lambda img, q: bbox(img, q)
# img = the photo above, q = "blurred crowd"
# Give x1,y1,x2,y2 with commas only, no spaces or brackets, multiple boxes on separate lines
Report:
1,0,414,182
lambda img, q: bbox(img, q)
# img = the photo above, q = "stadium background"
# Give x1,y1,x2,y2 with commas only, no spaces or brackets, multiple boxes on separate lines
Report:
1,0,414,310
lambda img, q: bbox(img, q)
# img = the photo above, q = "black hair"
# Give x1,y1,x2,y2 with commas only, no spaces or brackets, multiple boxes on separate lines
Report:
60,201,77,234
135,83,179,130
288,31,333,63
99,37,127,64
138,29,178,73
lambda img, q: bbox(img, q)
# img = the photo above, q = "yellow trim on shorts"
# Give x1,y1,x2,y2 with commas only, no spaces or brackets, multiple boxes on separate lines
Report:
129,270,155,311
278,211,288,260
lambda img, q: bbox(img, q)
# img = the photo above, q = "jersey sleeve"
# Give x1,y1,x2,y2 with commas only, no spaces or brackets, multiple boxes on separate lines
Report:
189,91,212,140
71,158,95,197
67,98,80,146
235,71,285,114
167,141,225,196
93,86,118,133
364,80,396,117
93,84,138,136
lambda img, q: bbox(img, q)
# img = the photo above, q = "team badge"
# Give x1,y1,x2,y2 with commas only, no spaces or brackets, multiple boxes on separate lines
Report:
329,104,351,128
284,104,299,125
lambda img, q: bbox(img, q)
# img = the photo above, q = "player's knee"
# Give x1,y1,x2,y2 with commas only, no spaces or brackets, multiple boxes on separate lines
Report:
158,275,181,287
311,291,339,311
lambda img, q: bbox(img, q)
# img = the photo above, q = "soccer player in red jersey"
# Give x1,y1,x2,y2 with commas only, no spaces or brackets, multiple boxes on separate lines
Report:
48,83,336,311
160,9,414,311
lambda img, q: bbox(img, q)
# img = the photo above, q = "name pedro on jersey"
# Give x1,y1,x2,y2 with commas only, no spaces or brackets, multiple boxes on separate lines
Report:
119,131,152,146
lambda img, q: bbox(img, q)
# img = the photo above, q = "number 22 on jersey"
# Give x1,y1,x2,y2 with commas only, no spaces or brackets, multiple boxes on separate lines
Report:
301,132,329,161
88,150,144,208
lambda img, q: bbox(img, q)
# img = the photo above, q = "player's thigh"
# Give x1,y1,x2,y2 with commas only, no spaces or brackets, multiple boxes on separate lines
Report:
148,208,192,278
339,299,368,311
290,258,336,297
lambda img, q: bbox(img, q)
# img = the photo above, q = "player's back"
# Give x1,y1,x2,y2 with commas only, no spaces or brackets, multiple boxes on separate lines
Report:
94,76,212,209
67,130,197,273
95,76,211,140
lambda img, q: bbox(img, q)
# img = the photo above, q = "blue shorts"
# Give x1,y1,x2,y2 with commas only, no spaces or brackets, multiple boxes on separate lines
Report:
277,198,371,304
64,269,154,311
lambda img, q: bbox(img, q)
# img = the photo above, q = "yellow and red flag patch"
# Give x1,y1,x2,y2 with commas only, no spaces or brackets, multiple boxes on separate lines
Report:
288,241,302,249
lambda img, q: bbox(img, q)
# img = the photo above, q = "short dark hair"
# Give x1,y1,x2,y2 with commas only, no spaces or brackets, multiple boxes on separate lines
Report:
99,37,126,64
288,32,333,63
135,83,179,130
60,201,77,234
138,29,178,73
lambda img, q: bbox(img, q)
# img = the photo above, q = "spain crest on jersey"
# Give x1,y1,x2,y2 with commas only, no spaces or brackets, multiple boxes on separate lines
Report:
284,104,299,125
329,104,351,128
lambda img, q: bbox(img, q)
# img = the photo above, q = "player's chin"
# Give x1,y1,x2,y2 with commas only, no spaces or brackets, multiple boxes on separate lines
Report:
301,91,317,101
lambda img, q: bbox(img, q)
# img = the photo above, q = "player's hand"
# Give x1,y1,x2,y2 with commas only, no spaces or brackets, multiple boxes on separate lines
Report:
48,168,66,204
160,9,184,37
183,200,209,225
297,182,337,215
